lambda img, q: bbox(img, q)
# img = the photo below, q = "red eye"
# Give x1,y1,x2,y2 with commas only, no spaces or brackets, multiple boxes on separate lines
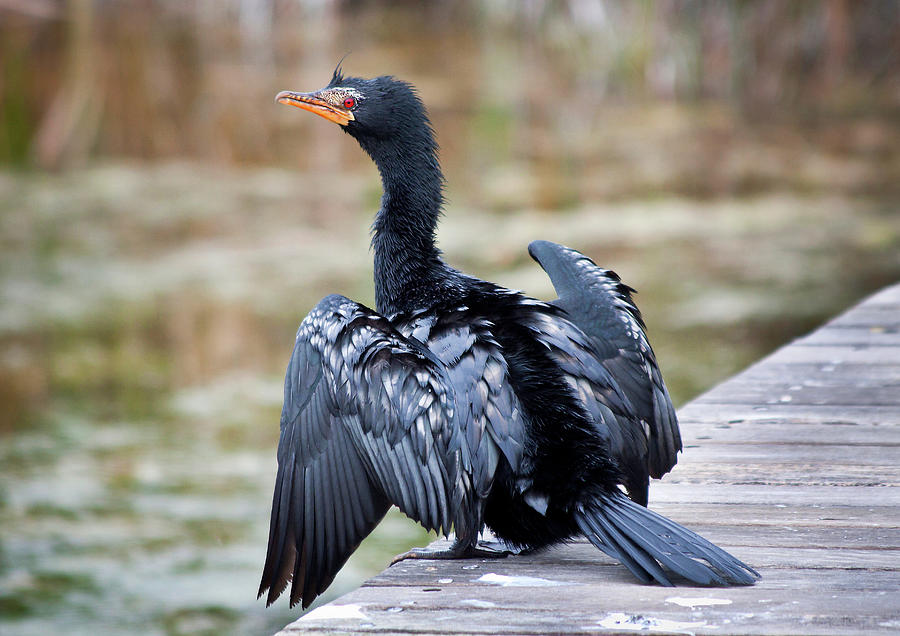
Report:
343,96,356,109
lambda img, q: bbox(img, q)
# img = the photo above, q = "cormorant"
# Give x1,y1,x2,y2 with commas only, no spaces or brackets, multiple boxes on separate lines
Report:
259,66,758,609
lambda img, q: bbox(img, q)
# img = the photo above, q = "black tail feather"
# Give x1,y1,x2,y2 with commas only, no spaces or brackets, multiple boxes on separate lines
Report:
575,506,671,585
603,503,724,585
612,498,758,583
575,492,759,586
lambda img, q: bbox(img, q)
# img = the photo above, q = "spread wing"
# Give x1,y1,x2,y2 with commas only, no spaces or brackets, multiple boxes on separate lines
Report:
528,241,681,504
259,294,463,609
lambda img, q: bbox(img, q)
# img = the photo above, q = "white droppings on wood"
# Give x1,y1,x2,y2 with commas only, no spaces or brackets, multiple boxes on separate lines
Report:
595,612,708,634
666,596,734,608
459,599,497,608
475,573,570,587
300,603,368,621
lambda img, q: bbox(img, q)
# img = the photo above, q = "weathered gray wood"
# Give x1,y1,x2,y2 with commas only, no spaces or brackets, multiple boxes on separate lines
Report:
735,362,900,384
758,345,900,365
282,568,900,635
662,464,898,487
679,421,898,446
652,525,899,549
650,502,900,526
677,442,900,465
793,326,900,347
825,306,900,328
862,285,900,304
676,402,900,426
647,483,897,506
694,383,900,406
286,581,899,636
276,282,900,636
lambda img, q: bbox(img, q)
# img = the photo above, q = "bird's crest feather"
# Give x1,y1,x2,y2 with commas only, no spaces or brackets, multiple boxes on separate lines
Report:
331,54,350,86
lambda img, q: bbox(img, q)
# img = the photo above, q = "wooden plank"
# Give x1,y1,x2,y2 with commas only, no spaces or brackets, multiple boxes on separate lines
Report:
661,464,898,487
648,483,899,507
646,502,900,529
285,568,900,636
679,421,898,446
287,596,898,636
825,319,900,331
735,362,900,384
851,284,900,305
757,345,900,365
676,402,899,426
274,283,900,635
792,326,900,347
674,443,900,465
464,533,896,564
825,305,900,328
646,525,899,549
693,382,900,407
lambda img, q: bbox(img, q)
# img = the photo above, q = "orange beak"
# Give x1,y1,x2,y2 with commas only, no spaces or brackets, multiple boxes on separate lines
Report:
276,90,354,126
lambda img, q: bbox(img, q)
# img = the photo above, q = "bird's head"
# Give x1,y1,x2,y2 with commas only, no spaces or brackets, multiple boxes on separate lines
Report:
276,65,430,145
277,64,443,225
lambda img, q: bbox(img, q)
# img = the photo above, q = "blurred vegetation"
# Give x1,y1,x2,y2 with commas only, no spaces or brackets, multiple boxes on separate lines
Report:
1,1,899,636
1,0,899,169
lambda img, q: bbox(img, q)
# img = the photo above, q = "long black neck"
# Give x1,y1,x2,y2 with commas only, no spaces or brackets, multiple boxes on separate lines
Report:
355,124,450,315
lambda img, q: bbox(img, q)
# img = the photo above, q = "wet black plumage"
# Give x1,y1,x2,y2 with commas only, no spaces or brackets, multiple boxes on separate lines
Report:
260,68,758,609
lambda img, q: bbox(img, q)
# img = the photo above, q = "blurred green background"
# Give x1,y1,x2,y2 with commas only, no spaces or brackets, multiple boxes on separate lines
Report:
1,1,899,635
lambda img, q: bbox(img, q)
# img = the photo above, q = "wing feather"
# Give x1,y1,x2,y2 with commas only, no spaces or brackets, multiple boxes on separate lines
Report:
528,240,682,503
262,295,532,608
259,295,460,609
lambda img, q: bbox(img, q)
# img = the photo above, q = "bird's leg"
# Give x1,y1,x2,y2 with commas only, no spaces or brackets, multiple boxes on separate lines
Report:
390,538,514,566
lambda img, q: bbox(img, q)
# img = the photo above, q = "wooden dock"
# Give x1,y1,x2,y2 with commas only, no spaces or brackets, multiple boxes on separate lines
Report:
277,283,900,635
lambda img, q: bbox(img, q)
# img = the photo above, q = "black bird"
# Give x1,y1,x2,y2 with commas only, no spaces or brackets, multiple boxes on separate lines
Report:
259,67,758,609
